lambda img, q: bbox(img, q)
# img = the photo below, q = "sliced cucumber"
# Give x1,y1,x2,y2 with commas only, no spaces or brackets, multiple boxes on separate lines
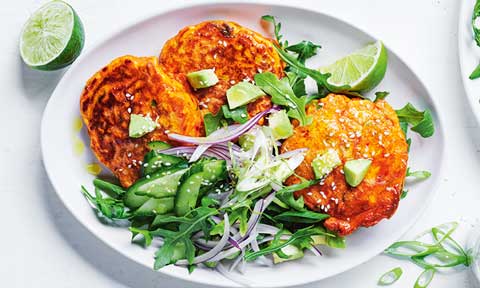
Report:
134,168,189,198
175,172,204,216
143,150,186,175
147,141,171,151
134,197,174,216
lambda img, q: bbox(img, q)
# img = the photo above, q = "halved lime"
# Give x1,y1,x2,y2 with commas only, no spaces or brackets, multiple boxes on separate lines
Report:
20,1,84,71
319,41,387,92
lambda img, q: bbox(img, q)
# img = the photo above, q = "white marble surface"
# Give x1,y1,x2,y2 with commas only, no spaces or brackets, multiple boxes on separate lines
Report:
1,0,479,287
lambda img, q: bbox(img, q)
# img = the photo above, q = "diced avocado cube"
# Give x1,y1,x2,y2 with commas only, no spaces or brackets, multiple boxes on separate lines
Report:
238,133,255,150
226,81,265,109
147,141,171,151
273,243,304,264
268,110,294,140
343,159,372,187
186,69,218,89
129,114,157,138
312,149,341,179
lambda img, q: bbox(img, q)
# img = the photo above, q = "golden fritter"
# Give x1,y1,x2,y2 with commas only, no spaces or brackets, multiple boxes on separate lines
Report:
281,94,408,236
159,20,284,116
80,56,203,187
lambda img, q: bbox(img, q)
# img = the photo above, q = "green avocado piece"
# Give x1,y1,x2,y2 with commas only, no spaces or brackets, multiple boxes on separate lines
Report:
343,159,372,187
312,149,342,179
268,110,293,140
129,114,157,138
226,81,265,109
186,69,219,89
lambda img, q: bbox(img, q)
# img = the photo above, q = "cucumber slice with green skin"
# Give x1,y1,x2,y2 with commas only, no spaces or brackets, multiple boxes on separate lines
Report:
226,81,266,109
134,168,189,198
124,166,188,209
142,150,186,175
268,110,294,140
312,149,342,179
147,141,171,151
134,197,174,216
343,159,372,187
175,172,205,216
186,69,219,89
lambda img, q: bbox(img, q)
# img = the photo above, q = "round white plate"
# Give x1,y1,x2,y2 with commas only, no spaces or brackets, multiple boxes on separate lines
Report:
41,2,444,287
459,0,480,124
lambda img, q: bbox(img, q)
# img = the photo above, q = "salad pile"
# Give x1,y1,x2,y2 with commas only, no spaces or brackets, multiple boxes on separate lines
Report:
81,15,434,283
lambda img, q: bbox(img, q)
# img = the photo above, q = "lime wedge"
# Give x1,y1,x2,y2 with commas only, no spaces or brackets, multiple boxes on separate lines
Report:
320,41,387,92
20,1,84,71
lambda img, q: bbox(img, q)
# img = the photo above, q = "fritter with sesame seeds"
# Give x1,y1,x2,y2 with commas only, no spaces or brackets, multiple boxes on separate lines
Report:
80,55,204,187
281,94,409,236
159,20,284,117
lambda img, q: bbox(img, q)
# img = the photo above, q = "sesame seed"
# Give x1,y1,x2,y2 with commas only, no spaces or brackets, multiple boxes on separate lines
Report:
127,107,132,113
307,192,313,196
146,175,151,179
127,164,132,168
230,80,235,84
384,131,390,136
164,130,170,134
384,153,390,157
316,199,321,204
320,191,327,199
118,168,123,172
241,113,247,118
127,153,132,157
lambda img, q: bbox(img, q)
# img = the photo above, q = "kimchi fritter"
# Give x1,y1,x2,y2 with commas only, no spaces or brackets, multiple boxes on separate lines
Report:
80,55,203,187
281,94,409,236
159,20,284,116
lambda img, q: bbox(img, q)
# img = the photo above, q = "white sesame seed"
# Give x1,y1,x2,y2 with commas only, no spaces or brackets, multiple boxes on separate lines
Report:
384,153,390,157
127,153,132,157
316,199,321,204
146,175,151,179
230,80,235,84
127,164,132,168
307,192,313,196
127,107,132,113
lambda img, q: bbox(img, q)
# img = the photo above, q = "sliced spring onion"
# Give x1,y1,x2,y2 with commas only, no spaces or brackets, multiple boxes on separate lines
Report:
414,268,435,288
384,241,440,258
378,267,403,286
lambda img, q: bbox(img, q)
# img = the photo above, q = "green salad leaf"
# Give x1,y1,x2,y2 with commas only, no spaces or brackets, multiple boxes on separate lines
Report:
254,72,312,125
395,103,435,138
285,40,321,64
151,206,218,269
473,0,480,46
93,178,125,198
81,186,130,220
374,91,390,102
129,227,152,247
261,15,284,46
221,105,249,124
273,210,329,223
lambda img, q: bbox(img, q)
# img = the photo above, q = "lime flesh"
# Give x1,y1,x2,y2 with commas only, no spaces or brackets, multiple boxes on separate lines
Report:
20,1,84,70
320,41,387,92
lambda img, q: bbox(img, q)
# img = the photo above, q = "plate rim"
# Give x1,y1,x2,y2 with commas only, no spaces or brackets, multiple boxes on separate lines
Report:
40,1,446,287
458,0,480,126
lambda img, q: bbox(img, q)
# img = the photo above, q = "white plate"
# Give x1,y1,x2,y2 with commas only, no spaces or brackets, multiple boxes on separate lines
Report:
459,0,480,124
41,3,444,287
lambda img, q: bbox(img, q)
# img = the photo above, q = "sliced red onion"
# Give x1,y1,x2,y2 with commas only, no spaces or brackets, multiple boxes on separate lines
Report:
161,146,231,163
216,262,254,287
308,245,323,257
257,223,280,235
168,107,280,145
176,214,230,265
250,237,273,267
208,233,257,262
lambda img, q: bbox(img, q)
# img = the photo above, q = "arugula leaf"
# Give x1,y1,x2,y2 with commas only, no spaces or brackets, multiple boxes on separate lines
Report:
401,189,409,199
326,233,346,248
221,105,249,124
261,15,284,46
406,168,431,180
129,227,152,247
472,0,480,47
395,103,435,138
285,40,321,64
374,91,390,102
273,45,347,93
273,210,329,223
254,72,311,125
470,62,480,80
286,71,307,97
276,192,304,211
151,206,218,269
81,186,130,220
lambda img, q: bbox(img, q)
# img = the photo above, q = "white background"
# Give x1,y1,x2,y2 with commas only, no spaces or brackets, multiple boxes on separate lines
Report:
1,0,480,287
